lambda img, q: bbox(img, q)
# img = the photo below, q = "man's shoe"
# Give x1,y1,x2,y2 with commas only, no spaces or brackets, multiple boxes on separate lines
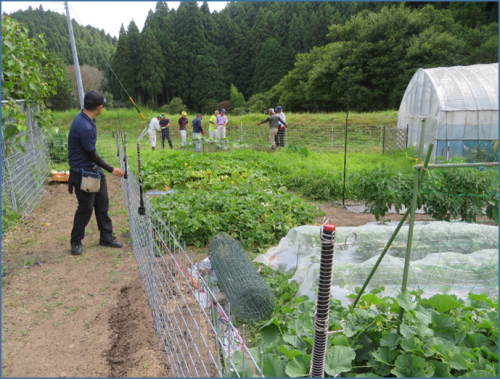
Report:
71,242,83,255
99,236,123,248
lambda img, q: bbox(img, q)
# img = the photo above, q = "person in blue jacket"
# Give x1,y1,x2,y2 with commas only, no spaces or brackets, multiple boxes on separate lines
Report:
192,113,204,152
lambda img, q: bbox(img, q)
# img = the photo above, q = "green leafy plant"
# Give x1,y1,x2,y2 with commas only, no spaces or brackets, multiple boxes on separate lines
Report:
46,127,69,163
351,165,415,221
2,16,63,152
151,186,320,248
163,97,187,114
234,290,499,378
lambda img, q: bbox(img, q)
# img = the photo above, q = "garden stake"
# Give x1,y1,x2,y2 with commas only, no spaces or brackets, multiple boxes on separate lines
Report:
399,143,434,322
417,119,427,159
115,128,119,158
310,222,336,378
352,144,434,309
123,132,128,179
137,143,145,215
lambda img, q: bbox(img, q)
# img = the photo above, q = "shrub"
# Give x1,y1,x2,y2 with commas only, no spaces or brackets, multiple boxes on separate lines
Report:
165,97,187,114
231,107,247,116
230,84,245,109
247,92,270,114
101,92,114,109
217,100,231,113
201,98,219,114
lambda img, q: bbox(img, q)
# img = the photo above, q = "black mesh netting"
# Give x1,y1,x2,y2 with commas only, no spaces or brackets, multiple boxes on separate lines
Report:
208,233,275,322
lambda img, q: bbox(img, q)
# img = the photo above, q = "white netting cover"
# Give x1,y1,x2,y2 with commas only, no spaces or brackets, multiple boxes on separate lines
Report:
254,222,498,306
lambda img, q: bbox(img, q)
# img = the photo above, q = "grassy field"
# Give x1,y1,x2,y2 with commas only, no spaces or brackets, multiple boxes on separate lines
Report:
50,109,403,175
51,108,399,133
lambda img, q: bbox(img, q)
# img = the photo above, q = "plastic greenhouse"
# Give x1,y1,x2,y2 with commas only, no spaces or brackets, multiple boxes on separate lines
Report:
397,63,498,160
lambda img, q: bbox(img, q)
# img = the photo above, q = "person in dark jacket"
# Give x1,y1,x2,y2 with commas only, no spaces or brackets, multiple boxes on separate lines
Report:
257,108,287,151
67,91,125,255
160,113,173,149
192,113,204,152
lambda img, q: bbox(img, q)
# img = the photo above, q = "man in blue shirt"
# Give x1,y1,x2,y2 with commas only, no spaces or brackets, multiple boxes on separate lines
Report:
67,90,125,255
192,113,204,152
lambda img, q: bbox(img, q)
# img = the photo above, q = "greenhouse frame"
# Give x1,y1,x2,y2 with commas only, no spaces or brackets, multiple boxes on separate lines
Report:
397,63,499,160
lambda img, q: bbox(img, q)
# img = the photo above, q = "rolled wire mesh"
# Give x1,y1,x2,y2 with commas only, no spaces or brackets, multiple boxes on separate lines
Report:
117,135,263,377
1,102,51,218
208,233,275,322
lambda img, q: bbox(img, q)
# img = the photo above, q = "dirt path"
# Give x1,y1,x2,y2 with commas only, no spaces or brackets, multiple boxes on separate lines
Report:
1,177,169,378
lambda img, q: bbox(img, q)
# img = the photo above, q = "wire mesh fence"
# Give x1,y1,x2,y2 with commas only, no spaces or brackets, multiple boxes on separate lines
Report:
117,134,264,377
1,101,51,218
135,123,398,153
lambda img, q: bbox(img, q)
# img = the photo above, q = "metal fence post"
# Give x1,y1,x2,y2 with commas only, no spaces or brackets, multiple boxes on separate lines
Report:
382,126,386,154
418,119,427,159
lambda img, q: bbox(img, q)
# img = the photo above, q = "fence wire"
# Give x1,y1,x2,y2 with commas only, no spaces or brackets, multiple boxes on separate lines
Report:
139,123,399,153
117,133,263,378
1,101,51,218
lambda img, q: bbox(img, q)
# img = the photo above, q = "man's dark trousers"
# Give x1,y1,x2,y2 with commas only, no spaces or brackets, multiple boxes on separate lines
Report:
161,128,173,149
275,127,285,147
70,168,113,244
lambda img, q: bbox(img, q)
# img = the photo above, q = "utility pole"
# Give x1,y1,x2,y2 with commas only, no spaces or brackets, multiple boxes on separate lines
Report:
65,1,85,110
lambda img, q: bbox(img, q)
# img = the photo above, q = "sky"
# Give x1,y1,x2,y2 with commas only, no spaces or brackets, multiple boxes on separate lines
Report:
1,1,230,38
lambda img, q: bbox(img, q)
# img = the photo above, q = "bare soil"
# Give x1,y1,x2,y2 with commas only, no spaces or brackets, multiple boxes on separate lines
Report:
313,202,431,227
1,177,169,378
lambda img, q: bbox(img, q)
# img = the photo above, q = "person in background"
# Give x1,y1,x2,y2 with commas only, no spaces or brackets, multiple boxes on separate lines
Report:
208,110,218,138
178,111,190,148
215,108,228,140
160,113,173,149
148,115,161,150
257,108,288,151
192,113,204,152
275,105,286,147
67,90,125,256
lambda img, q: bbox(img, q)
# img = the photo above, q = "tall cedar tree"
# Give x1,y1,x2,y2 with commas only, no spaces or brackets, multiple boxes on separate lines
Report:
126,21,142,101
110,24,134,100
9,2,498,112
137,26,165,105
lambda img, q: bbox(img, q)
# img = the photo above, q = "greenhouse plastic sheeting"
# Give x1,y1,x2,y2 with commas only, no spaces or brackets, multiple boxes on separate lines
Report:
254,222,498,306
397,63,498,160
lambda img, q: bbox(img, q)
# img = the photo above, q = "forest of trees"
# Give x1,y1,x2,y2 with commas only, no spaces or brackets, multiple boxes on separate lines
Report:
6,2,499,113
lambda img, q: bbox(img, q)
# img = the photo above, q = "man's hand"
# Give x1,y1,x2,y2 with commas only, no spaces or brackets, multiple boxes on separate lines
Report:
257,123,261,126
202,131,204,135
285,124,288,128
112,168,125,177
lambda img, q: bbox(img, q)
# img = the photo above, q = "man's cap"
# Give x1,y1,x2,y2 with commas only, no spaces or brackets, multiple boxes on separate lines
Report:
157,114,162,118
269,108,275,114
214,110,219,114
182,111,187,116
84,90,106,107
220,108,226,113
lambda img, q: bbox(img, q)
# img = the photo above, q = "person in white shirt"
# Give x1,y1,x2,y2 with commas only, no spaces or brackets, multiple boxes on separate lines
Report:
148,115,161,150
275,106,286,147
